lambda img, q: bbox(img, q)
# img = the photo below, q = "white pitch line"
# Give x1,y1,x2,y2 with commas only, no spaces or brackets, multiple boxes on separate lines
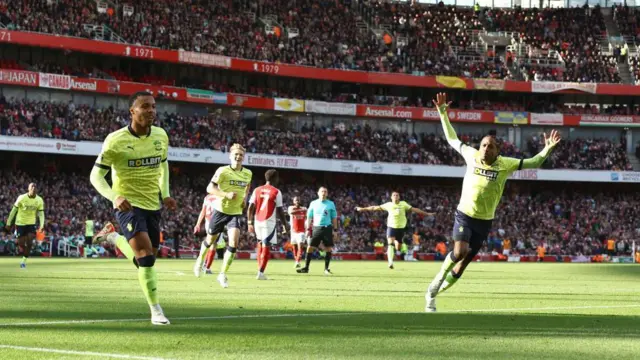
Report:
0,344,173,360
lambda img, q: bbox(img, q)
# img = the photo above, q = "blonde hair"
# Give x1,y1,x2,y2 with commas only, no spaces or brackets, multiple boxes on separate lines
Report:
230,143,246,153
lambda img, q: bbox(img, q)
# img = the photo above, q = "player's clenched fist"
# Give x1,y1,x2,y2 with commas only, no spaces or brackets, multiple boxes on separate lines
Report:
225,191,237,200
114,195,132,212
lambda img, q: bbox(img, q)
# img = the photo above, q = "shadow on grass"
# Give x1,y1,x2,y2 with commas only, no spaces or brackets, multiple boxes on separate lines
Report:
1,305,640,338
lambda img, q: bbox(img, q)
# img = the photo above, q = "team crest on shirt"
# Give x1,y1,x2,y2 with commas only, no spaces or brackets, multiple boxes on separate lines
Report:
153,140,163,151
473,167,498,181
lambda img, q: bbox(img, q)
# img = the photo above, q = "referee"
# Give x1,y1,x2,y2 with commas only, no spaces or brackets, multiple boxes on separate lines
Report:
297,186,337,275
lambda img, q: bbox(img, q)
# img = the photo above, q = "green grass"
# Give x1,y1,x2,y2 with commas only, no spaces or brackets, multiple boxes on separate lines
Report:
1,258,639,360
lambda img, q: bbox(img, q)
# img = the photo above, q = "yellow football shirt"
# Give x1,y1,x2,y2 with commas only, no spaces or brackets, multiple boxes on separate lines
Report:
94,125,169,211
457,145,522,220
211,165,252,215
85,220,94,237
12,193,45,226
380,201,412,228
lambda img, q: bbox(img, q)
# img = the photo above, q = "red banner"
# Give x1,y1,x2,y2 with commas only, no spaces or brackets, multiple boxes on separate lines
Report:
70,78,99,92
421,109,491,123
0,69,38,86
0,65,634,128
357,105,492,123
4,29,640,96
227,94,274,110
357,105,417,119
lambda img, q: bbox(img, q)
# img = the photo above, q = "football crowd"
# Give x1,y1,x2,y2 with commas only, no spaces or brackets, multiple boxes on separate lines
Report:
0,0,631,83
1,166,638,258
0,98,632,171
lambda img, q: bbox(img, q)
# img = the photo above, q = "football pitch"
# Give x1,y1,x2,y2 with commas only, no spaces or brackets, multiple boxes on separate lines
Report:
1,259,639,360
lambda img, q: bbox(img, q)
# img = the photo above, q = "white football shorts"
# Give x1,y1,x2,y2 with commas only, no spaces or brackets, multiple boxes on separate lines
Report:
290,231,306,245
255,221,277,245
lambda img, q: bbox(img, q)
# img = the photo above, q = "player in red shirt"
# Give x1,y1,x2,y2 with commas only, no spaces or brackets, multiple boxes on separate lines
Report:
288,196,307,268
192,194,222,277
247,169,288,280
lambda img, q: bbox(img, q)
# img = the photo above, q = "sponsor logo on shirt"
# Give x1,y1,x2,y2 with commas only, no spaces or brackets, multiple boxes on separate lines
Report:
229,180,248,187
473,167,498,181
21,204,40,211
128,156,162,168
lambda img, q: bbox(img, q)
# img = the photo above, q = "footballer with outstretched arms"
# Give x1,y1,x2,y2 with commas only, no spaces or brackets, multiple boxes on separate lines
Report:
425,92,560,312
356,191,434,269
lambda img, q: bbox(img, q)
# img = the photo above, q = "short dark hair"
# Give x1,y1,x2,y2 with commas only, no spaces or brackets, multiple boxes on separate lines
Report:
129,91,153,108
265,169,278,183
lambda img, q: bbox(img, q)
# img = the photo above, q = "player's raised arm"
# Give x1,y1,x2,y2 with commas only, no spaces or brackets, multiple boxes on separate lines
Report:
433,92,463,153
519,130,561,169
355,205,383,212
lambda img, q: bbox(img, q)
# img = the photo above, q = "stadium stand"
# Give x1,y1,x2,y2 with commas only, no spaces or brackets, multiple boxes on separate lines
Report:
0,98,631,170
1,57,639,116
0,1,623,82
